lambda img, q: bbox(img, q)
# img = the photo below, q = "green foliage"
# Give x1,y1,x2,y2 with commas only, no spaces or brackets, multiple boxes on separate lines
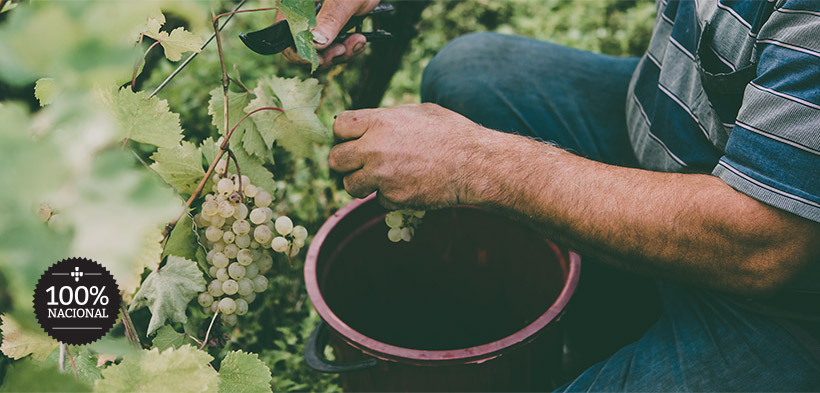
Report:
150,141,206,196
142,12,204,62
0,315,58,361
34,78,60,106
217,351,272,393
163,213,201,262
1,0,654,391
151,325,190,351
1,358,90,392
246,76,329,157
129,256,206,336
382,0,656,106
100,88,184,148
95,345,217,393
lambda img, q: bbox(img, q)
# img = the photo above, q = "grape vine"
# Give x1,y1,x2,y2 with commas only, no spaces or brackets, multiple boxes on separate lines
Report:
0,0,334,392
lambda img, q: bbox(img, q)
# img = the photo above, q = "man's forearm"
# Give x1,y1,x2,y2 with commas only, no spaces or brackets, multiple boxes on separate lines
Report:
464,130,819,296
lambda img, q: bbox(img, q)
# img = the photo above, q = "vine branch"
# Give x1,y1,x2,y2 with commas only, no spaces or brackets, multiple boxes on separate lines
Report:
120,302,141,348
65,345,78,381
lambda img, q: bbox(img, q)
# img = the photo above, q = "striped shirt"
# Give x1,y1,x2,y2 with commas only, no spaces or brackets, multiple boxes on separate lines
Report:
625,0,820,224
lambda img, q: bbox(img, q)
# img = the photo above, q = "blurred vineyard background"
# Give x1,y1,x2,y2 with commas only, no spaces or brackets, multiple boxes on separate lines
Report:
0,0,655,391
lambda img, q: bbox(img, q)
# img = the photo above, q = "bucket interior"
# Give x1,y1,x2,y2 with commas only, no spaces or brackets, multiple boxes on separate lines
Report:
317,202,567,351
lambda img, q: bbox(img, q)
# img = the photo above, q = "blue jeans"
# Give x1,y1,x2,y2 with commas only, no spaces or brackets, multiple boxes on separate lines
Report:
421,32,820,391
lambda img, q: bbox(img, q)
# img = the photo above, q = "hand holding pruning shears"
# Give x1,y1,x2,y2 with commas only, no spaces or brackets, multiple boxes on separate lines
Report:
240,0,393,70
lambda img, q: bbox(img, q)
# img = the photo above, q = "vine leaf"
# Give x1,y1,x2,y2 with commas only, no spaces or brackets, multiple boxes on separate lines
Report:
1,2,17,13
151,325,188,351
41,346,104,387
129,256,206,336
245,76,329,157
208,88,254,136
133,226,165,274
218,350,273,393
241,125,271,164
94,345,218,393
163,212,199,262
0,315,58,361
201,138,277,195
279,0,320,72
208,88,272,162
142,13,203,62
34,78,60,106
150,141,206,196
99,88,184,148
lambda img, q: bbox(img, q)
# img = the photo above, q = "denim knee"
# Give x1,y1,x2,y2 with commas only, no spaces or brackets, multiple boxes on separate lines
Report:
420,32,502,105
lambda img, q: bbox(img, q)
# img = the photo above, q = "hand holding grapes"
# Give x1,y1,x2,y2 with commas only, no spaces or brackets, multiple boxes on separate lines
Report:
329,103,494,210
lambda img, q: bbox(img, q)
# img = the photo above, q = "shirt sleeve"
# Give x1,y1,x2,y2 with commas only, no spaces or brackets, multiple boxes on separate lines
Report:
711,0,820,223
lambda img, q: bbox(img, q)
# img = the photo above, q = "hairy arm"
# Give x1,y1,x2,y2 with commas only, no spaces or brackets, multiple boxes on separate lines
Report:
329,103,820,297
463,129,819,296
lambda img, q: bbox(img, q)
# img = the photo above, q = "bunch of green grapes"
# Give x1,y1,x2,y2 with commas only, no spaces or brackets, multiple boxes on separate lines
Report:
385,209,425,242
194,159,309,327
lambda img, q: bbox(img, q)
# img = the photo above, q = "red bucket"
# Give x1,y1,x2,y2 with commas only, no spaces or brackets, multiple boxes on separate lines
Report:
304,194,580,392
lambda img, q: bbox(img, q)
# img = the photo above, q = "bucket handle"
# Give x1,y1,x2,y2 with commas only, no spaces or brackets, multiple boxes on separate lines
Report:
305,320,379,373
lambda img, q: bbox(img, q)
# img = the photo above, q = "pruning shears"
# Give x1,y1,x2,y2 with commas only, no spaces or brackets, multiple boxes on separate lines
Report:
239,2,395,55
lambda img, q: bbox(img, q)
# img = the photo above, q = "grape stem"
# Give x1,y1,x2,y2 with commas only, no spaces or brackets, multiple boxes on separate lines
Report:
65,345,78,381
227,148,243,194
131,38,162,92
212,9,231,142
228,76,249,94
120,302,142,348
222,150,232,178
186,333,203,347
200,306,220,350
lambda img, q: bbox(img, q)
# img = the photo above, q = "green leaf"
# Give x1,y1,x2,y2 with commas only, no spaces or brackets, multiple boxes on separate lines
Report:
0,315,58,361
241,125,272,163
279,0,319,71
245,76,329,157
208,88,254,136
151,325,189,351
0,2,17,13
208,88,273,163
218,351,272,393
162,212,199,262
39,347,103,387
94,345,217,393
129,256,206,336
1,358,91,393
150,141,205,196
143,15,203,62
201,138,277,195
34,78,60,106
99,87,184,148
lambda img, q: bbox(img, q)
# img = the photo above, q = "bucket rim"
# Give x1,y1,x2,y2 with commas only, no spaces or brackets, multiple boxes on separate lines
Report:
305,193,581,365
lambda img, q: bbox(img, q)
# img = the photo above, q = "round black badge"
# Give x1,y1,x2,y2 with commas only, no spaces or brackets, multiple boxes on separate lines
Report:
33,258,121,345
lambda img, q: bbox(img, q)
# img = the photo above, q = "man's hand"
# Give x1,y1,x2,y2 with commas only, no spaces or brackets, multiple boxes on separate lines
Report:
281,0,380,69
329,103,492,209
